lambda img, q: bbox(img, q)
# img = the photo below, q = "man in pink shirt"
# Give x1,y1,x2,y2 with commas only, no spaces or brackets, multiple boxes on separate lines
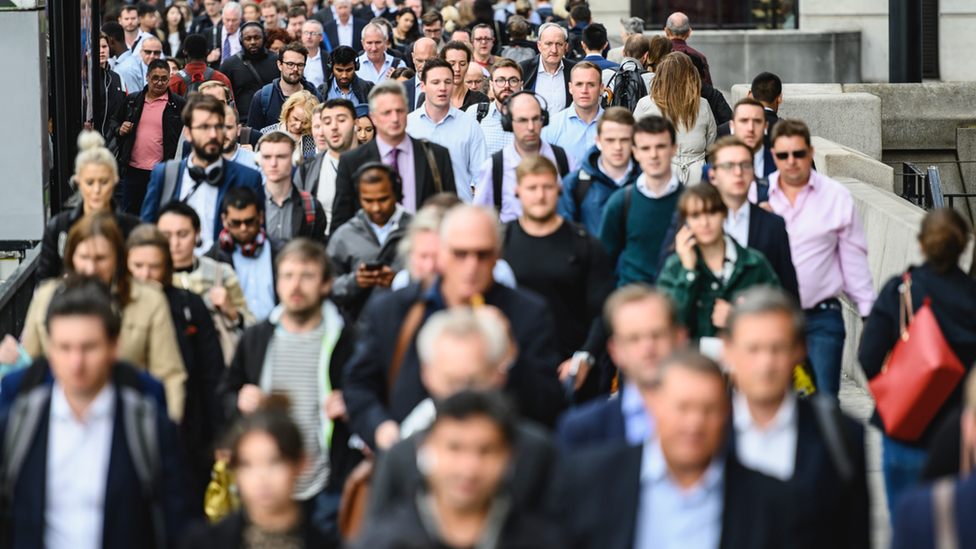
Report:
761,119,876,396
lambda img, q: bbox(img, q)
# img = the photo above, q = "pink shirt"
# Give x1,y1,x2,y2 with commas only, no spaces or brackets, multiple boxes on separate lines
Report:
128,95,167,170
751,169,876,316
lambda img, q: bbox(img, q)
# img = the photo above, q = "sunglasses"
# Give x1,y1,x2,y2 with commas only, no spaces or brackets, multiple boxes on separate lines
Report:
226,217,259,228
774,149,809,160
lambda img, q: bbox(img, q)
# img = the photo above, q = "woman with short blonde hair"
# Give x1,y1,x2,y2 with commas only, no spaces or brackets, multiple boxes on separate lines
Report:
260,90,320,156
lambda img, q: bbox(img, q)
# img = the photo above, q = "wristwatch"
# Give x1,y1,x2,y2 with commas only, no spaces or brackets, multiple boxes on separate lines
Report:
571,351,595,375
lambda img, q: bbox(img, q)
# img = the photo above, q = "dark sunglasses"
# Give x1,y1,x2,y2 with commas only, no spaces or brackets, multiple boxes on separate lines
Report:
226,217,259,228
774,149,809,160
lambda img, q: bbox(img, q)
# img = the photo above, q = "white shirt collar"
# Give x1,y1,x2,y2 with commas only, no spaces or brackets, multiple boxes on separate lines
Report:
50,381,116,424
538,58,564,76
733,390,797,434
598,157,634,186
636,172,679,199
642,437,724,492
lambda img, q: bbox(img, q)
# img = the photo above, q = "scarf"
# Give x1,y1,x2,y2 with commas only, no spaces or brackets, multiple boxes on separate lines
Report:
219,228,266,258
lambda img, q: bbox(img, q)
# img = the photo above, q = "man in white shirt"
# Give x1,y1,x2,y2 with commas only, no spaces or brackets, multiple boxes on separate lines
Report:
302,20,328,88
357,23,395,85
523,23,574,114
724,286,870,548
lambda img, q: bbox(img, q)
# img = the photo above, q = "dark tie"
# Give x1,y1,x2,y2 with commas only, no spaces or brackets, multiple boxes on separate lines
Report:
222,34,231,61
389,146,399,173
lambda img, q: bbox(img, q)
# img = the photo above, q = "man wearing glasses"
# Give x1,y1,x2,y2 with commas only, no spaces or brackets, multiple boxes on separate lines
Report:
471,24,497,73
751,119,875,397
465,58,521,155
520,22,576,114
141,94,265,254
302,20,333,89
247,41,324,133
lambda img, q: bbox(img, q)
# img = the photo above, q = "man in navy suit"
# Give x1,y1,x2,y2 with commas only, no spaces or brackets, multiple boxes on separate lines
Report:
323,0,367,52
0,275,190,549
726,287,870,549
717,72,781,150
141,94,264,255
704,98,776,182
556,285,687,451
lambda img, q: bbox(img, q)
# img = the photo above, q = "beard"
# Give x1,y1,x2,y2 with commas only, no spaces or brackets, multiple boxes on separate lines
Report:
194,139,222,163
282,72,302,86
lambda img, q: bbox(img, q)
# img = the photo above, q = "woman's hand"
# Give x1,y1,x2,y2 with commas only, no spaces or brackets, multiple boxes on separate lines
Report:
675,224,698,271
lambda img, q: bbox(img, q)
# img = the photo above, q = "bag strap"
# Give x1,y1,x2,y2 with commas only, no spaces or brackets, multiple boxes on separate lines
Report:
387,301,427,402
809,394,855,485
477,101,490,123
573,171,592,213
900,272,915,338
552,145,570,177
492,150,505,212
161,159,183,208
419,139,443,194
203,67,215,81
299,191,316,236
620,184,633,239
177,69,191,87
933,477,959,549
239,52,263,84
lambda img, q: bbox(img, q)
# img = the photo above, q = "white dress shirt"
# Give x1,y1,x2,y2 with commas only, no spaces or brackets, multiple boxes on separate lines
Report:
732,390,798,481
304,48,326,89
317,153,340,234
45,382,116,549
221,27,242,60
724,200,751,247
636,173,680,199
179,156,224,254
598,157,635,187
534,59,566,113
754,146,765,179
337,18,354,47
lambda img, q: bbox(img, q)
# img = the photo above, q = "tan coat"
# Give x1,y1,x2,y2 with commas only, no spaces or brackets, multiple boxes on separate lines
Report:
171,256,256,327
23,278,187,421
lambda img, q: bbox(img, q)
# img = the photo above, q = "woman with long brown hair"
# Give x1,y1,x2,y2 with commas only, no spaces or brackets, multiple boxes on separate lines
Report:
633,52,717,185
21,212,188,420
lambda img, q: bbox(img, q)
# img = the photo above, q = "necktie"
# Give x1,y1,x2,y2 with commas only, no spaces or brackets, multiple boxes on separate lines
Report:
222,34,231,61
389,147,399,173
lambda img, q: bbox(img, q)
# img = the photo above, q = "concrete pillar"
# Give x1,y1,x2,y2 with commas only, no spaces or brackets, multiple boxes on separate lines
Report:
800,0,889,83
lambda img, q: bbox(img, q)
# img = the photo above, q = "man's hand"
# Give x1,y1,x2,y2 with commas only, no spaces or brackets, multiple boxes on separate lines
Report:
240,144,253,152
675,224,698,271
237,384,265,415
712,298,733,329
384,66,395,80
375,266,395,288
324,390,348,421
0,334,20,365
207,48,221,63
374,420,401,451
758,201,774,213
119,121,134,136
557,356,591,390
355,263,380,288
209,286,239,322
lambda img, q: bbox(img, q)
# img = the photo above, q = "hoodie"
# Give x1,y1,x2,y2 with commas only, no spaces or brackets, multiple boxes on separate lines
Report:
557,144,642,236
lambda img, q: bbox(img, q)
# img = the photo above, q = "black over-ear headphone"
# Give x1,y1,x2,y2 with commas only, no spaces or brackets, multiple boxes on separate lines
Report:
352,161,403,202
499,90,550,132
326,46,361,75
188,163,224,187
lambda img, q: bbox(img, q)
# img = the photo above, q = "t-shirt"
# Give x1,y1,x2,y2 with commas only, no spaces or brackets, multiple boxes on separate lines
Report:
503,220,613,358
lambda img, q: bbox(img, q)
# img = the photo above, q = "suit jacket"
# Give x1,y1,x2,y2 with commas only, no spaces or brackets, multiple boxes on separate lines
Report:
548,442,794,549
312,7,334,25
353,5,396,22
294,149,331,196
324,17,368,53
140,157,266,240
368,419,558,523
555,395,625,452
332,136,457,230
403,76,420,111
204,25,239,69
893,473,976,549
520,55,575,109
718,108,780,150
656,202,799,300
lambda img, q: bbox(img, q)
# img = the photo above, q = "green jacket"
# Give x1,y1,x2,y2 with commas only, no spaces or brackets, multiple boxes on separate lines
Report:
657,238,781,339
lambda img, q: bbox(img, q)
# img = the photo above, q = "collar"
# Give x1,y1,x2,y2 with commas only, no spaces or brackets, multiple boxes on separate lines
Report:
360,51,393,66
768,168,820,199
338,16,353,27
267,296,344,333
538,58,563,75
733,390,797,435
376,134,413,157
50,381,116,423
228,146,243,162
419,105,461,124
598,156,635,186
722,233,738,268
370,203,405,231
642,437,725,492
308,48,322,60
727,199,750,222
567,103,603,123
620,383,646,418
636,172,680,199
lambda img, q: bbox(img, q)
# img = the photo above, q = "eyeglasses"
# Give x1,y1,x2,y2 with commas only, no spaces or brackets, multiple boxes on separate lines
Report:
142,49,162,56
715,161,754,172
302,31,322,36
493,77,521,87
148,76,169,84
191,124,222,133
226,217,260,228
281,61,306,69
774,149,809,160
474,37,493,42
450,247,495,262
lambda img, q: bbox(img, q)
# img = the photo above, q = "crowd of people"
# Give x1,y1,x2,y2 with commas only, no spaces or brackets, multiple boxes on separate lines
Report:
4,0,976,547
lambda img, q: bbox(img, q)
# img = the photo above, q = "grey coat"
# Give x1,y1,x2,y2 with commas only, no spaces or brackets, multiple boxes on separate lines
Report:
326,209,412,321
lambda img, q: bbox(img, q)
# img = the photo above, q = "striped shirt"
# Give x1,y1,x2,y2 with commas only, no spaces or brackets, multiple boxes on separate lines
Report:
465,102,513,157
267,321,329,500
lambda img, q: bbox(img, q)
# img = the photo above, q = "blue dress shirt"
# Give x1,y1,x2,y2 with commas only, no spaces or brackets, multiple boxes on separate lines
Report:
407,105,487,202
327,78,362,107
356,52,395,84
621,383,655,445
233,239,276,321
541,103,604,166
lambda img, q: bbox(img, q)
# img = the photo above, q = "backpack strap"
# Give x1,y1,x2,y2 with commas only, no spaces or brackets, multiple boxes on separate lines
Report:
492,150,505,212
176,69,191,88
476,102,490,123
120,385,166,549
259,83,274,116
620,184,632,240
551,145,570,177
808,394,855,486
161,159,183,208
568,221,591,268
1,384,53,516
239,126,252,146
755,178,770,204
573,171,592,214
202,67,215,81
299,190,316,236
933,477,960,549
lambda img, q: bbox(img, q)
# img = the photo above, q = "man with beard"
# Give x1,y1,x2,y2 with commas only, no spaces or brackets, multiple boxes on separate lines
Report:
465,59,522,156
221,103,259,171
247,41,323,135
217,238,359,538
296,98,359,238
318,45,374,108
141,94,265,254
220,21,281,126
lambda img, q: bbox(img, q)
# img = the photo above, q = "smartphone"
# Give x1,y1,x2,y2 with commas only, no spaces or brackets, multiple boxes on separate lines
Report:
363,262,384,271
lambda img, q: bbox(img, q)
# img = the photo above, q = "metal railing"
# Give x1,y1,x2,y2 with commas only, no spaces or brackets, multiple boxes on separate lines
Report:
0,248,40,339
897,162,937,208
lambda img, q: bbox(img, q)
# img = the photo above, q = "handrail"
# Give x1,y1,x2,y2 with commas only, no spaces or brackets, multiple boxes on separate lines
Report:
0,247,40,338
927,167,946,209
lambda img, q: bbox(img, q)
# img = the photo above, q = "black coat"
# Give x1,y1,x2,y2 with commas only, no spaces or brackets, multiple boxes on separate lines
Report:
332,136,457,230
181,510,338,549
95,66,127,141
520,55,575,109
324,17,368,53
548,442,795,549
703,81,733,126
215,312,359,490
316,73,374,105
218,49,280,126
109,89,186,172
368,419,558,522
37,203,142,282
343,281,563,450
859,262,976,446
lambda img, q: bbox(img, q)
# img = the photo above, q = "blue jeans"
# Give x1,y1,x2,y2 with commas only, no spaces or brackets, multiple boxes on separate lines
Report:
882,434,929,517
805,307,846,397
121,166,152,215
302,488,341,540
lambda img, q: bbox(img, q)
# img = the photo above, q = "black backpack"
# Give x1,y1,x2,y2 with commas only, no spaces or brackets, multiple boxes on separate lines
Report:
176,67,216,97
601,59,648,112
567,33,587,62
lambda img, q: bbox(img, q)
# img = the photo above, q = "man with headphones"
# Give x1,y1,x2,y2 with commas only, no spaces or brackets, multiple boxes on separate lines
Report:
472,90,576,222
219,21,280,126
141,94,265,254
317,45,374,107
257,130,329,243
326,163,412,322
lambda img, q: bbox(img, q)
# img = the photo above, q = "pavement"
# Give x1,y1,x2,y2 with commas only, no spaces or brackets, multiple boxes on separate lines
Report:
838,373,891,549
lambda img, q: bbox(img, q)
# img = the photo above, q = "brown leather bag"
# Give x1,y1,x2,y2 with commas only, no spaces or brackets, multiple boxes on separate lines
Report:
337,300,427,541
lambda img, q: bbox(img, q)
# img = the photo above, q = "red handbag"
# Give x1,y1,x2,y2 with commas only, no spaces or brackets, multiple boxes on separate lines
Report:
868,272,966,442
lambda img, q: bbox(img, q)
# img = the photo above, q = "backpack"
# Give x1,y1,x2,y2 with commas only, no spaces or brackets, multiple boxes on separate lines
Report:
177,67,216,97
567,33,587,62
601,59,648,112
492,146,570,211
298,190,317,237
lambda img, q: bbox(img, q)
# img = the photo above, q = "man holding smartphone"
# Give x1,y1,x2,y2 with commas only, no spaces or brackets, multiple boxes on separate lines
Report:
326,164,412,322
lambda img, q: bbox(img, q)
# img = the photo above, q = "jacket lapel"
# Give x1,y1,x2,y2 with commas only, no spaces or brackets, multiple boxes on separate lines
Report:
102,391,131,539
617,444,643,549
289,186,304,238
747,203,762,248
411,137,429,199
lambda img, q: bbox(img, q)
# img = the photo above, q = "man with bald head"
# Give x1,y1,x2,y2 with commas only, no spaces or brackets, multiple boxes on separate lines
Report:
664,12,711,84
404,37,437,110
343,204,564,452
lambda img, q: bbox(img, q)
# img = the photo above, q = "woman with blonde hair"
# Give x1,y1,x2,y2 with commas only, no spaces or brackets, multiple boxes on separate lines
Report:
260,90,320,157
633,52,716,185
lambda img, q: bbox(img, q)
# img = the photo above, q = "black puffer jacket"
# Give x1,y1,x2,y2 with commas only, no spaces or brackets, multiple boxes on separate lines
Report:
36,202,142,281
94,66,127,143
108,88,186,173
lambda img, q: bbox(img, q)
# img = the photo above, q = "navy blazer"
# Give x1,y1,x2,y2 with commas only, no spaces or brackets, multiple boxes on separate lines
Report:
893,473,976,549
324,17,367,53
555,396,625,452
655,203,799,299
140,157,265,239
